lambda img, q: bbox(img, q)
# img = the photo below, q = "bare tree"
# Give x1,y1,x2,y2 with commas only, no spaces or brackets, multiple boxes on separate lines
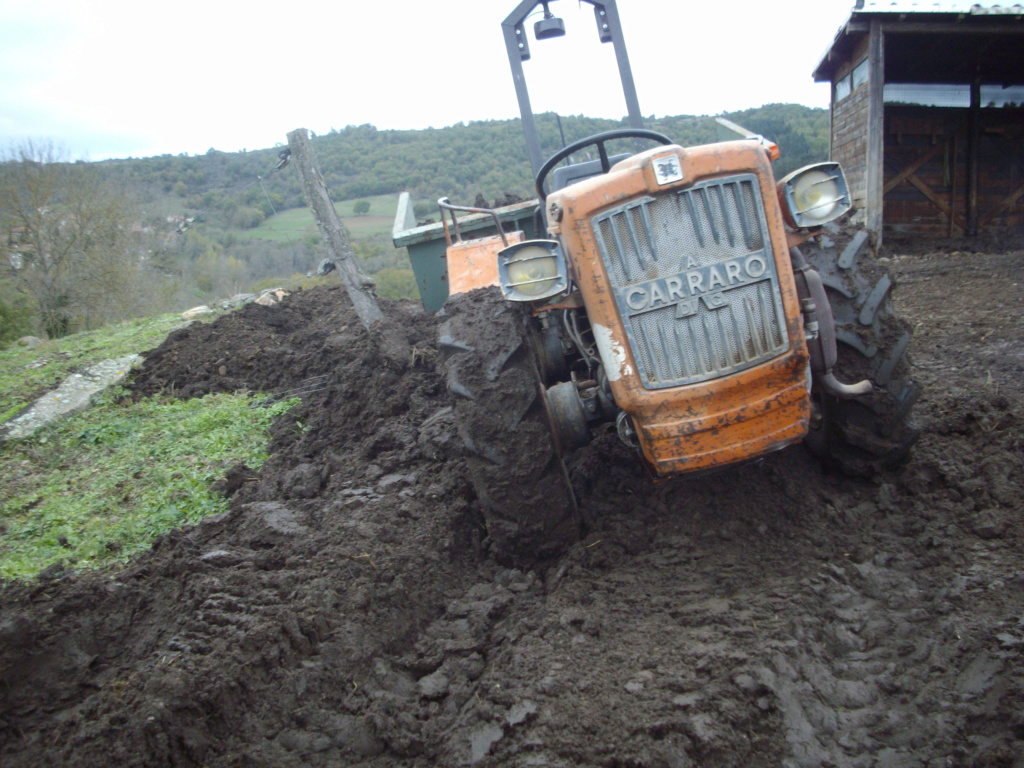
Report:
0,141,137,337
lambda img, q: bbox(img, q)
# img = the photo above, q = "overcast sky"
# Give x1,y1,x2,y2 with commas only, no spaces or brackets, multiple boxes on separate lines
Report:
0,0,855,161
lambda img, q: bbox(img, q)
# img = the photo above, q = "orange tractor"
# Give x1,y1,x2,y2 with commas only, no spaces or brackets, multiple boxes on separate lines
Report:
395,0,918,558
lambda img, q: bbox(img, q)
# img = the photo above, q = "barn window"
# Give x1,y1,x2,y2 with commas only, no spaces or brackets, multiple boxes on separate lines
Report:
981,84,1024,108
884,83,969,107
851,59,869,91
834,58,869,103
835,75,852,102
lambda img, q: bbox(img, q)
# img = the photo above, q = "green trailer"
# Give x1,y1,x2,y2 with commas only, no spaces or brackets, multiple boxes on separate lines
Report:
391,192,541,313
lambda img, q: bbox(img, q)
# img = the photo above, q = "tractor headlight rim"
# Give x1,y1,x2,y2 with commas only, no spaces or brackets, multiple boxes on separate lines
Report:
777,162,852,229
498,240,569,302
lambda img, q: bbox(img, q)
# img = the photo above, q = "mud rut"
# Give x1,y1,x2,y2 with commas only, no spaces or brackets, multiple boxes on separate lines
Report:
1,250,1022,768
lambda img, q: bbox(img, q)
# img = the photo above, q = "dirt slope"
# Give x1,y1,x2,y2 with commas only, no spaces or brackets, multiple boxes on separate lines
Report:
1,250,1022,768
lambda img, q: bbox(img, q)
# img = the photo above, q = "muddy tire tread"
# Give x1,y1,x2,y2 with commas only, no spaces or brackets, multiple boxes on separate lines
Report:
439,288,580,561
803,226,921,475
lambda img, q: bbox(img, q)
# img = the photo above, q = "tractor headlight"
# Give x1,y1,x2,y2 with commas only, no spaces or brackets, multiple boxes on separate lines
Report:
777,162,851,228
498,240,568,302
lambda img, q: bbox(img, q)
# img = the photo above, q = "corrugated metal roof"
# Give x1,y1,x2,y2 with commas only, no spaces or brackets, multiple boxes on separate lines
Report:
857,2,1024,13
814,2,1024,82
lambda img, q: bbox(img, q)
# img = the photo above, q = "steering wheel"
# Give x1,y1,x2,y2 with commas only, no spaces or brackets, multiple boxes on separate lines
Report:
535,129,674,201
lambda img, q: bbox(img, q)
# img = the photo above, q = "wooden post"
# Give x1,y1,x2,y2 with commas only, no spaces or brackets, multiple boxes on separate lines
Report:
948,135,958,238
287,128,383,329
967,79,981,237
866,18,885,248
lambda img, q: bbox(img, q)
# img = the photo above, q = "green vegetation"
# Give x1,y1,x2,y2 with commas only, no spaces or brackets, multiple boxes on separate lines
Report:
0,290,33,348
374,267,419,301
229,206,317,243
0,392,296,580
97,106,827,237
1,142,145,339
0,304,291,582
726,103,831,177
249,273,329,293
0,312,196,426
234,192,404,243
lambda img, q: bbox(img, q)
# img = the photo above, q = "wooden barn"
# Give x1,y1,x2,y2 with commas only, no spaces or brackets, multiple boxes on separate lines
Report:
812,1,1024,242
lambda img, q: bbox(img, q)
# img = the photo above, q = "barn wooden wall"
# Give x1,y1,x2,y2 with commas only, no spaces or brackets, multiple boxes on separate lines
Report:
830,37,872,222
833,84,871,215
884,105,1024,236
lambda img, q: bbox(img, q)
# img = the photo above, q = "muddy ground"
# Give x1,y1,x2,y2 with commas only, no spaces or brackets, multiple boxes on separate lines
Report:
1,245,1022,767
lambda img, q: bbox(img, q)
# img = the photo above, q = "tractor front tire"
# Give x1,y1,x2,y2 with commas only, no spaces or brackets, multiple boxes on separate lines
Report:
438,288,580,562
802,227,921,475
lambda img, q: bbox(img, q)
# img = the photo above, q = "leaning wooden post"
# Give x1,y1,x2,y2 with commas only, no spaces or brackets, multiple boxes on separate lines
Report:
287,128,383,329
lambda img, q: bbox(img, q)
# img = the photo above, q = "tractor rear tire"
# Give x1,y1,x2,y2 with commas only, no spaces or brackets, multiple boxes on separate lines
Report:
438,288,580,562
802,226,921,475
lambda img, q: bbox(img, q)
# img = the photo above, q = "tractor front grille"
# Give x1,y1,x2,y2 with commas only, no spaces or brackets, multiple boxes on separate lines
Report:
592,173,788,389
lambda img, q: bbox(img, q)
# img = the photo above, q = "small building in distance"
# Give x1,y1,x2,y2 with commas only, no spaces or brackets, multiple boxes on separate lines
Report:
812,1,1024,242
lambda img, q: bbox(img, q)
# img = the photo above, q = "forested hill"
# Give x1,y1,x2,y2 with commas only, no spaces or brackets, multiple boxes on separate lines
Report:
104,104,828,231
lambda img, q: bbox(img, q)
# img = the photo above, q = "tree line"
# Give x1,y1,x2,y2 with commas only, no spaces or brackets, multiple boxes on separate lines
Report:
1,104,828,344
99,104,827,231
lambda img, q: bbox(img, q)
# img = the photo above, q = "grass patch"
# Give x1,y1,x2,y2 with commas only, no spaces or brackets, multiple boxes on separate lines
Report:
0,313,200,428
234,193,406,242
0,392,297,580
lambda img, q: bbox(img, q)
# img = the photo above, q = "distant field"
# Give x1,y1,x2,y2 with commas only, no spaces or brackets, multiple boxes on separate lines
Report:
235,192,404,242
